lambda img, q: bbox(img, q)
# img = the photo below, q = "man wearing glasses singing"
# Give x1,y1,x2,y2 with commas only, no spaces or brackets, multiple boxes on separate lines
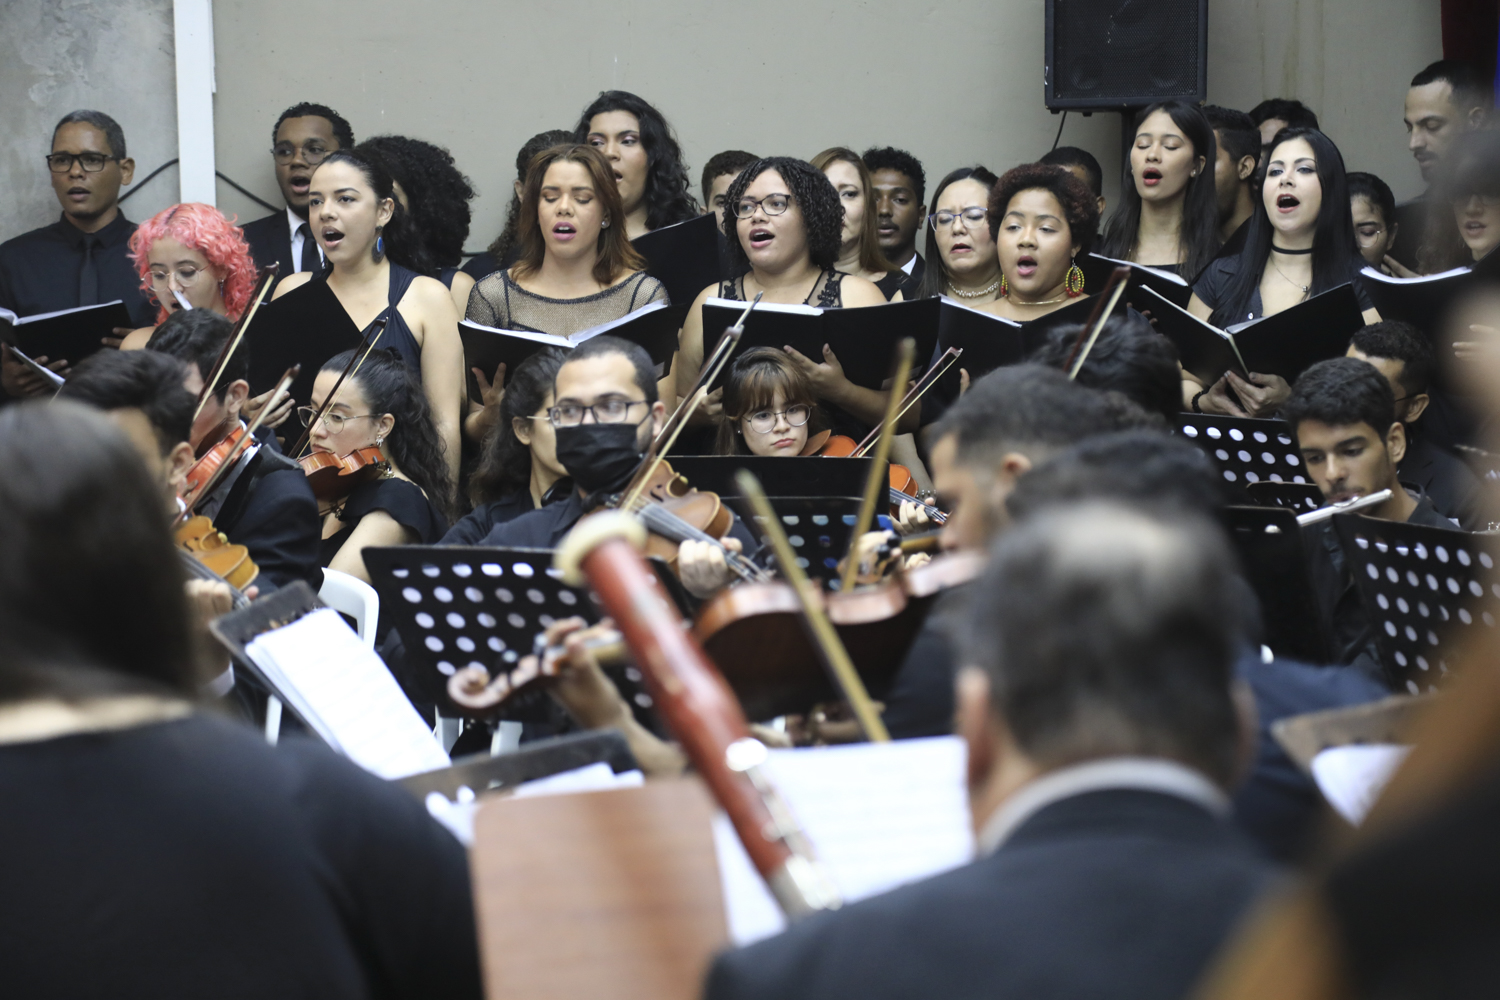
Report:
478,336,756,600
239,102,356,282
0,110,156,374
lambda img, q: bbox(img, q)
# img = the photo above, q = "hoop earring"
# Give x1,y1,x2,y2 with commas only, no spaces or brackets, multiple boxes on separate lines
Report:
1065,259,1085,297
373,227,385,262
999,274,1009,297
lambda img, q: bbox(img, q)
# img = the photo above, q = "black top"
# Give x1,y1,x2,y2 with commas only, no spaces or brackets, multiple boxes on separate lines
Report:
1401,430,1483,530
719,270,846,309
706,788,1276,1000
0,712,481,999
0,212,154,327
1388,196,1427,273
477,489,760,555
881,585,966,739
442,481,573,546
873,269,919,301
240,211,295,289
316,263,425,376
214,447,324,592
321,477,447,567
1193,253,1374,325
460,251,503,282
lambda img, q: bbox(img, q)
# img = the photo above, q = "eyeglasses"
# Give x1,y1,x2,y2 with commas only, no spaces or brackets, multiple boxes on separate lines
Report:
46,152,118,173
745,404,811,434
548,398,648,427
148,266,207,287
930,207,989,227
296,407,378,433
271,141,332,165
733,194,794,219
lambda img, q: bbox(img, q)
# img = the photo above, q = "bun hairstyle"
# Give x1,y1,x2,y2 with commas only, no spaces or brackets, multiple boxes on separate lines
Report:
313,148,435,276
318,347,455,522
715,347,821,455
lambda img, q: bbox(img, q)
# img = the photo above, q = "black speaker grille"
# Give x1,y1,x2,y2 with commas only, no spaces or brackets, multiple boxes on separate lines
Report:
1048,0,1206,108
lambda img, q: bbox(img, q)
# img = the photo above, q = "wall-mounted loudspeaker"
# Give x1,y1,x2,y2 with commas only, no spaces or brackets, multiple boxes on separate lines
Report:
1045,0,1208,110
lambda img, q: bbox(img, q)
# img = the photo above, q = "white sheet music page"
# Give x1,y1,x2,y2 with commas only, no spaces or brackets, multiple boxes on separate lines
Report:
244,608,450,779
1311,743,1411,825
713,735,973,945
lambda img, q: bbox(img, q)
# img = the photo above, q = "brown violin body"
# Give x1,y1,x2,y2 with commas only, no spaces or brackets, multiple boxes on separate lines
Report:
813,432,923,513
611,458,750,577
175,515,260,590
299,446,389,509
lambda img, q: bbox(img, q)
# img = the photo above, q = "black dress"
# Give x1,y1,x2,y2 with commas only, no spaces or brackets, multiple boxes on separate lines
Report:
0,712,481,999
321,477,447,568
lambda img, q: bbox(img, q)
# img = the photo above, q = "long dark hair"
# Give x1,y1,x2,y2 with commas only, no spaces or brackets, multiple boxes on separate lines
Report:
575,90,700,229
321,347,456,522
314,149,435,276
720,157,845,274
1419,129,1500,274
512,145,648,286
487,129,575,268
468,347,568,506
715,347,822,455
0,401,197,702
1098,101,1221,281
916,166,999,300
1210,128,1364,328
357,135,475,270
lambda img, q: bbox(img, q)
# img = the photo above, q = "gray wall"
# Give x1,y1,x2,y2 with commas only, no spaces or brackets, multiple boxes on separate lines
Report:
2,0,1443,253
0,0,179,241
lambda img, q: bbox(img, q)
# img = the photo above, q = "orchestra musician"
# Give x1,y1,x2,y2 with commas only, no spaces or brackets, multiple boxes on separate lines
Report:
272,148,464,482
714,347,822,457
0,399,482,998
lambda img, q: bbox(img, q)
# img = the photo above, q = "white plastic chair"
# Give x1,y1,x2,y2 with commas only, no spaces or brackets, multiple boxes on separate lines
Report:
318,568,381,649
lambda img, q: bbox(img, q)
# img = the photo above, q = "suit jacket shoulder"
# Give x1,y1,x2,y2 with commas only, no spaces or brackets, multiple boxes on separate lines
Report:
705,790,1276,1000
220,458,323,592
241,212,293,282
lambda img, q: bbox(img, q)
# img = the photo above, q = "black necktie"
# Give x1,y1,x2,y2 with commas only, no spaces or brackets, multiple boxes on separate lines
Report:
298,222,320,273
78,235,100,306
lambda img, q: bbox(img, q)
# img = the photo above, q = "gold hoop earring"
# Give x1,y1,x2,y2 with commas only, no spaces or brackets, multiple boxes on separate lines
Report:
1065,259,1085,298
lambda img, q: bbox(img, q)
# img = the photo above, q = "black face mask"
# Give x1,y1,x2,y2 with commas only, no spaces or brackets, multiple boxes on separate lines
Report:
553,419,647,496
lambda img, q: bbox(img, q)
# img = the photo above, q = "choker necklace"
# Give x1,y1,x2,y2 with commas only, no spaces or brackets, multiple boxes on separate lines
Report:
946,277,1000,299
1011,293,1068,307
1271,244,1315,255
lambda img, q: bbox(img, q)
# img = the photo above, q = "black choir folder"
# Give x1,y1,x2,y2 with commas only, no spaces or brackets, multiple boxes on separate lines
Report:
1079,253,1193,308
459,300,681,403
1356,262,1500,333
0,300,131,365
699,296,941,391
632,212,722,307
1140,283,1364,385
244,278,361,405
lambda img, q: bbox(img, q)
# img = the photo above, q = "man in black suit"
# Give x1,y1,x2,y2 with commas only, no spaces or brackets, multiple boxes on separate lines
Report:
145,310,322,592
1347,321,1482,529
705,502,1278,1000
239,103,355,285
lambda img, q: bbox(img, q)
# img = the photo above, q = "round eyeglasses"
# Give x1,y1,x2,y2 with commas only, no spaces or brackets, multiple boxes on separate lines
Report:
745,404,811,434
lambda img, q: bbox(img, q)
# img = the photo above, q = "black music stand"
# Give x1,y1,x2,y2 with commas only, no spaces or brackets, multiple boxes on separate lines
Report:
1245,479,1326,514
724,496,865,582
397,730,639,799
210,580,327,738
1222,506,1330,664
665,455,878,498
1177,413,1308,486
363,546,603,715
1332,513,1498,693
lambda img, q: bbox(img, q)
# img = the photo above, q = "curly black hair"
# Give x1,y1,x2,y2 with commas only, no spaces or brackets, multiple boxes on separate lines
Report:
575,91,700,229
320,346,455,523
357,135,475,271
272,102,355,148
468,347,568,506
486,129,575,268
720,157,844,274
862,146,926,203
316,149,436,276
988,162,1101,256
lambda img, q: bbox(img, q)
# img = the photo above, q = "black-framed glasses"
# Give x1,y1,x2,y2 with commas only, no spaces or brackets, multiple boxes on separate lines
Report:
45,152,118,173
271,141,332,165
745,404,811,434
930,207,988,227
548,398,648,427
733,194,794,219
296,407,378,433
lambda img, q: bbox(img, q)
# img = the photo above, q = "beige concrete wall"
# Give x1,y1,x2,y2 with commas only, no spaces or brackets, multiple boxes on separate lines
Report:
0,0,179,241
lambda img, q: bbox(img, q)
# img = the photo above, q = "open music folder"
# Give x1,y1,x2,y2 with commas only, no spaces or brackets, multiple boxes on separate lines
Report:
0,300,131,366
243,278,362,404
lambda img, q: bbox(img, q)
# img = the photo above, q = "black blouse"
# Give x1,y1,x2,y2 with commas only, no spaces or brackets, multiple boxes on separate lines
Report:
320,476,447,567
1193,254,1374,326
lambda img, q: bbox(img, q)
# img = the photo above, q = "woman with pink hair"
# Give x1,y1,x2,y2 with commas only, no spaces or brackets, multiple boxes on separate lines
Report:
119,203,258,348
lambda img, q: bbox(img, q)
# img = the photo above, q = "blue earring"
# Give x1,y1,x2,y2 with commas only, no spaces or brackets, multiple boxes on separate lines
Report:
376,235,385,255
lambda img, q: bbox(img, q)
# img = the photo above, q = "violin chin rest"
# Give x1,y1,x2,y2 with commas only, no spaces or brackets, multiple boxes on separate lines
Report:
554,510,649,586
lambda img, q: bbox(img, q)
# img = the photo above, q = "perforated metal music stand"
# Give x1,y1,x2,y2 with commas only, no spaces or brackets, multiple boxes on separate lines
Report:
1222,506,1330,663
724,496,864,582
1332,514,1499,693
1245,479,1325,514
1177,413,1308,487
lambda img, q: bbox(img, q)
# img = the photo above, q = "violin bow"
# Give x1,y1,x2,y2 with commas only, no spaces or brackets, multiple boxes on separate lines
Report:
285,318,387,460
191,265,279,424
1064,265,1130,380
618,293,761,513
178,364,299,520
737,469,890,743
839,337,915,593
851,346,963,457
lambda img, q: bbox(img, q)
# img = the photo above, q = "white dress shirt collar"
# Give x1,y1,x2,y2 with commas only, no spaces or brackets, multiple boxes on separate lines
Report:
287,206,323,273
976,756,1229,856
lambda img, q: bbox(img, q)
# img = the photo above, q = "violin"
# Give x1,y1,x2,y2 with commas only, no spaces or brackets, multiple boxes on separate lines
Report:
182,424,249,500
448,620,626,713
298,446,390,511
175,514,259,591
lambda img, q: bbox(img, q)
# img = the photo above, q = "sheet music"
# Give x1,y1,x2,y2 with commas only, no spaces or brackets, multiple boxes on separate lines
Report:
1311,743,1410,825
244,608,450,779
713,736,973,945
